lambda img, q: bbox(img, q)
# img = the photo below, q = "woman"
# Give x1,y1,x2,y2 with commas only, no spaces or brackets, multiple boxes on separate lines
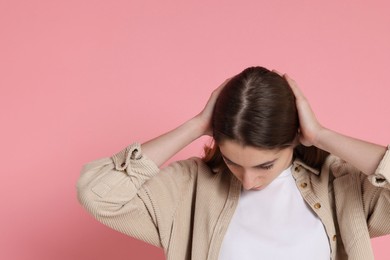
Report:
77,67,390,260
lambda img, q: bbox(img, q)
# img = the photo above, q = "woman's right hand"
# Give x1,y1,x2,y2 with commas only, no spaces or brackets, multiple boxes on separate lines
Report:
195,78,231,136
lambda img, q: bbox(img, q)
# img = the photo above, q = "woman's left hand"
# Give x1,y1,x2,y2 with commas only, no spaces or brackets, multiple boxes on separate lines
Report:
273,71,325,147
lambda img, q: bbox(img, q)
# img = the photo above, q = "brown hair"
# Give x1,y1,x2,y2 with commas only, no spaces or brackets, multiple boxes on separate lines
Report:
203,66,329,172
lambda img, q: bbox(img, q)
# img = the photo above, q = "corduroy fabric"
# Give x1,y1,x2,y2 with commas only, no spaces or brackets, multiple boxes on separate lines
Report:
77,143,390,260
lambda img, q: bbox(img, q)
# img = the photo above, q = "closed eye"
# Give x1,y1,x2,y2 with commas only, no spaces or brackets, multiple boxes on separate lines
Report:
221,154,277,170
256,164,274,170
224,157,274,170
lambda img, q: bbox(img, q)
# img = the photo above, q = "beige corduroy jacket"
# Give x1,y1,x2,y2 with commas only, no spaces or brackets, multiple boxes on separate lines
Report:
77,142,390,260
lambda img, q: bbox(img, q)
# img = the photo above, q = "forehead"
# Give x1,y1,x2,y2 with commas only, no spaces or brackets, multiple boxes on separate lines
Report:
218,140,281,167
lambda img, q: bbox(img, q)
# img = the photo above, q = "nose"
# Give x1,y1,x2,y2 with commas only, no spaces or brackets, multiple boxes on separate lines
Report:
241,170,259,190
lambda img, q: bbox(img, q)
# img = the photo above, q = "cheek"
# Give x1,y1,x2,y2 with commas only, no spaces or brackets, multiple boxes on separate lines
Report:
266,166,287,181
264,170,279,182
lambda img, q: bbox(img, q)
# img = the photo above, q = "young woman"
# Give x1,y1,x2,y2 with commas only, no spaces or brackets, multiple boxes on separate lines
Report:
77,67,390,260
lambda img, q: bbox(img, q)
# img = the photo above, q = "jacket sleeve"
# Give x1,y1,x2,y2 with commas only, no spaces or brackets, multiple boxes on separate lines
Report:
76,142,196,249
363,145,390,238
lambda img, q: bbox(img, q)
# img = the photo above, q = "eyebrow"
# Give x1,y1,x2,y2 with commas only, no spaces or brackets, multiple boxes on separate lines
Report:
221,154,277,168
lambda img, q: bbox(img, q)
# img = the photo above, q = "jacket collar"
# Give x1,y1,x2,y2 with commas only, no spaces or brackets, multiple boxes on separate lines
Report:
292,158,320,175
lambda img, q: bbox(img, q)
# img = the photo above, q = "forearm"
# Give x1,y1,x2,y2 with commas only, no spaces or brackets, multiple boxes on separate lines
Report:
315,128,387,175
141,116,206,167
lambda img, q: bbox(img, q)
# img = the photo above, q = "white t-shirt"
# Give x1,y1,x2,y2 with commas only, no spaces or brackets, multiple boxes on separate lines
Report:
218,165,330,260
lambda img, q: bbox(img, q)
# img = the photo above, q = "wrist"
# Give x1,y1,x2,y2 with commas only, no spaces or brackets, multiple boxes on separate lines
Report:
313,127,331,150
187,116,209,140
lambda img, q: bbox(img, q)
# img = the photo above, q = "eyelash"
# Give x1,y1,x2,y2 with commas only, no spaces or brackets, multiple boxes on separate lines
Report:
225,160,274,170
257,164,274,170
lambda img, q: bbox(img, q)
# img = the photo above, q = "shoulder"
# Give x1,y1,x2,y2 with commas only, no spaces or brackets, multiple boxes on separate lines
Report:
322,154,361,179
294,154,362,180
143,157,229,195
158,157,216,181
161,157,231,186
162,157,209,173
323,150,390,188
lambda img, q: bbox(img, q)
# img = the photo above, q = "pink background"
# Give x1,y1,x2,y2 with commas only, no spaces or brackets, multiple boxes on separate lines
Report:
1,0,389,259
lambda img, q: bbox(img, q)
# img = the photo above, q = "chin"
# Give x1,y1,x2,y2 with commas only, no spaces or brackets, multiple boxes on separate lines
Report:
252,185,265,191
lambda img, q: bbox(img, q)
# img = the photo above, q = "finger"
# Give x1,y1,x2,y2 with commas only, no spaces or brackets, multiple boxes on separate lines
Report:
272,70,304,99
213,77,232,96
284,74,306,100
272,69,283,76
206,77,232,110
